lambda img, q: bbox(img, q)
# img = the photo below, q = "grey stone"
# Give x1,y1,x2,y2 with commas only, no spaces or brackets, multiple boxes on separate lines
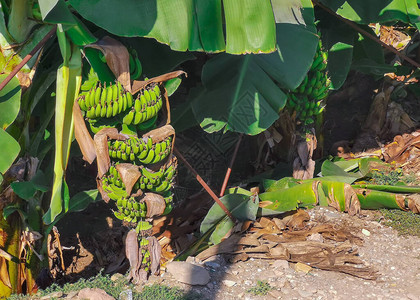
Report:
166,261,210,286
271,260,290,270
77,288,114,300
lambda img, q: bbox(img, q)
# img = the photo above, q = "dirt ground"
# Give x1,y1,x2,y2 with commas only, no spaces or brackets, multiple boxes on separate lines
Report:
150,207,420,300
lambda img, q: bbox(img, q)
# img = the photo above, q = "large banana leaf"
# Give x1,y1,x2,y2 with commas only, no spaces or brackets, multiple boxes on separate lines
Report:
190,18,318,134
68,0,309,54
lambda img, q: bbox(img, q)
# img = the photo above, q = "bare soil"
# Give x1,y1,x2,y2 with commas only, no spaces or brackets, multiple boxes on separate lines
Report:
153,207,420,300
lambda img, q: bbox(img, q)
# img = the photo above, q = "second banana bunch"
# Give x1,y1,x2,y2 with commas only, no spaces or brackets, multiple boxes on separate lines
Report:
286,41,330,126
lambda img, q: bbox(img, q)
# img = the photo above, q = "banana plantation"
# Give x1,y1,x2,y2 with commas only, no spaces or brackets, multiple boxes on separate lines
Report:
1,0,420,299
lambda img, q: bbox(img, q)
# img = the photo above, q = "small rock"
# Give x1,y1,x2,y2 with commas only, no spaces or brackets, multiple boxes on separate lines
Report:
65,291,78,299
119,289,133,300
222,280,236,287
232,270,239,275
268,290,282,299
110,273,123,281
166,261,210,285
41,291,63,299
204,261,220,269
306,233,324,243
271,260,290,270
78,288,115,300
294,262,312,274
362,229,371,236
207,282,214,289
244,280,252,285
186,256,196,264
298,289,314,298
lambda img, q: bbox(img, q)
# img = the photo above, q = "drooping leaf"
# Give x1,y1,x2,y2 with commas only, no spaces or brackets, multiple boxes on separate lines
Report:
0,129,20,174
67,189,100,213
200,194,258,237
0,74,21,130
257,23,319,90
192,54,287,135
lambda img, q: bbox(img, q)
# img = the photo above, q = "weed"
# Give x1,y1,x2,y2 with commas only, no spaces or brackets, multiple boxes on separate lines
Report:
247,280,273,296
380,209,420,237
7,271,200,300
371,169,403,186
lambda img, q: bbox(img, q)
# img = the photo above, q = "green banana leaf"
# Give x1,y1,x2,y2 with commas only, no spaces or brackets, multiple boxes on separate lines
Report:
355,189,405,210
190,2,318,135
318,17,356,90
0,74,21,130
191,54,287,135
259,181,319,211
200,193,259,245
69,0,282,54
0,129,20,174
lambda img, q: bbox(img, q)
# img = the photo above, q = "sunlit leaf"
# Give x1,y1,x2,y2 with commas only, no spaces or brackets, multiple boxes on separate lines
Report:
0,130,20,174
0,75,21,130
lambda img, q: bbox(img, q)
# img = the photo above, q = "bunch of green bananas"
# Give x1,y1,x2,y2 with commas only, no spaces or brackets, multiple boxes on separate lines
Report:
122,85,163,126
105,157,177,195
286,41,330,125
107,135,172,165
77,81,134,119
112,192,173,224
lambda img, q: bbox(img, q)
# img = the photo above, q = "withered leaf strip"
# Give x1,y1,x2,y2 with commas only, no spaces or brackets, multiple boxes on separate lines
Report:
125,229,140,282
73,99,96,164
143,124,175,144
94,128,129,178
131,70,187,94
116,163,141,196
147,236,161,275
144,193,166,218
85,36,131,92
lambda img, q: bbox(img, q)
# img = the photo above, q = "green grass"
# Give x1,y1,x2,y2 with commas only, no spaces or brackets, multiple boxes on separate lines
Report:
380,209,420,237
371,169,418,186
247,280,273,296
8,271,200,300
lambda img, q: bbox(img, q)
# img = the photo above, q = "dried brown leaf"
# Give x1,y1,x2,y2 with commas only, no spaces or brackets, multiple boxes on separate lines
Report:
132,71,187,94
85,36,131,92
94,128,129,178
285,209,310,229
126,230,140,282
116,164,141,196
73,99,96,164
144,193,166,218
344,184,361,216
143,124,175,144
147,236,161,275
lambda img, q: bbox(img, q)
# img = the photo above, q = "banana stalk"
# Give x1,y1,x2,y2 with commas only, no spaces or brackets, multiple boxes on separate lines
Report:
43,26,82,224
